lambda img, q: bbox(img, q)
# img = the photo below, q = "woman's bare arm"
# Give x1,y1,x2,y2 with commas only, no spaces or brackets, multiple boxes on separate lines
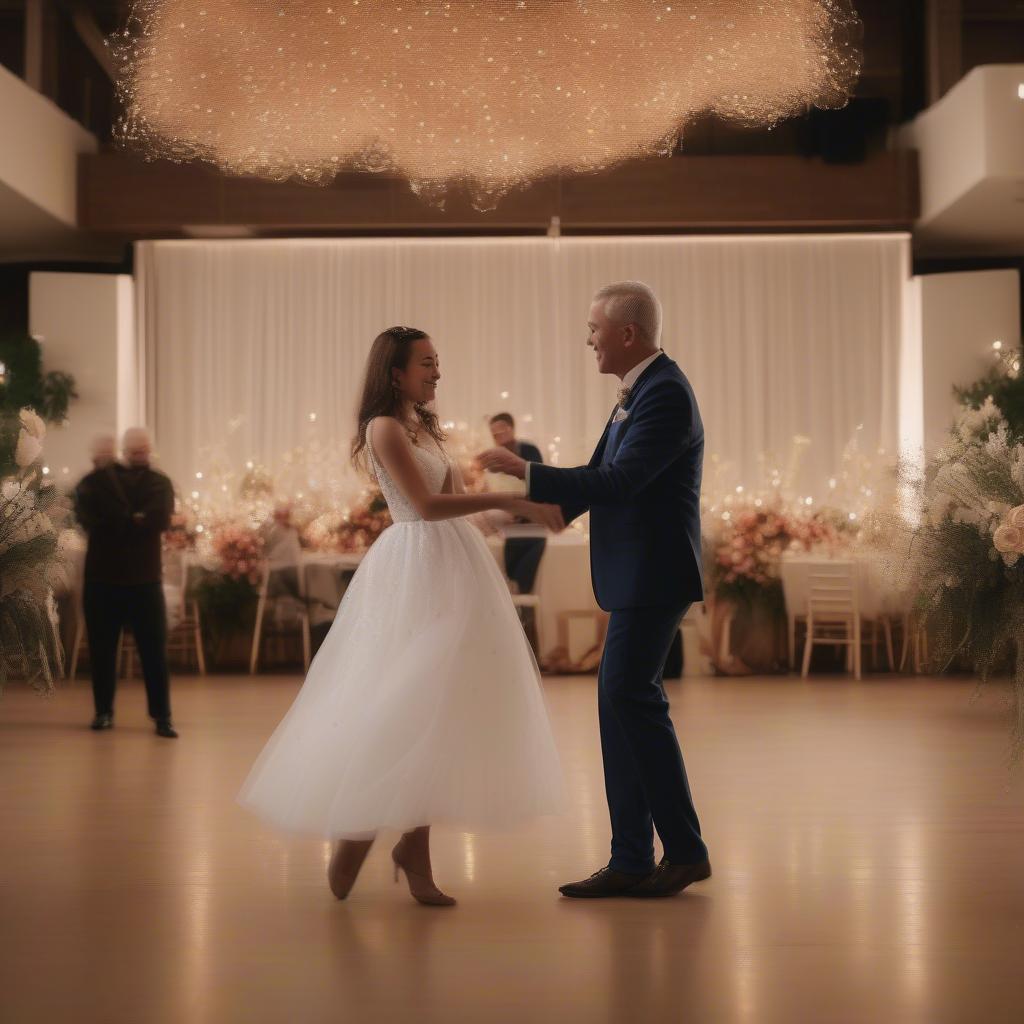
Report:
372,417,518,522
371,418,564,531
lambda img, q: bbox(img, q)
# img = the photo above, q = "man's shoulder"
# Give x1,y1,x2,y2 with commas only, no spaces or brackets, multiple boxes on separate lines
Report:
78,466,114,490
118,464,173,487
638,361,693,401
518,440,544,462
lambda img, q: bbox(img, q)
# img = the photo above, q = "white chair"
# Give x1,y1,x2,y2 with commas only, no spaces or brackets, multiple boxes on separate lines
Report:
250,560,311,674
504,548,545,661
801,560,862,681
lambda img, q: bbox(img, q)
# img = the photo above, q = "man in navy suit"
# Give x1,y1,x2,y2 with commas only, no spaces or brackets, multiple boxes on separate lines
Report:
480,281,710,898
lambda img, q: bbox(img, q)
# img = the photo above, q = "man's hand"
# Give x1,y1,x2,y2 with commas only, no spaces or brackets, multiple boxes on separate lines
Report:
478,447,528,480
509,500,565,533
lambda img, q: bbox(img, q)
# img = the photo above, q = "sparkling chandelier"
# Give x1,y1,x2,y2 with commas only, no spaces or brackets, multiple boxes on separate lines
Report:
114,1,862,208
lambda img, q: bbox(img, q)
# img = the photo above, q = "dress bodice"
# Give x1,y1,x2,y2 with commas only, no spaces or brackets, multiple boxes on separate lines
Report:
367,424,450,523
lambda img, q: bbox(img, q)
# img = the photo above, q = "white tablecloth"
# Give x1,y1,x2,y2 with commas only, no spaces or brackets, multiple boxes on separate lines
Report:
485,531,597,648
179,534,598,650
779,553,913,621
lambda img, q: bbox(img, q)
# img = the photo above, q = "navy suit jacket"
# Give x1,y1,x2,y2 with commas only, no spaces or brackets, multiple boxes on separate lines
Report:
528,353,704,611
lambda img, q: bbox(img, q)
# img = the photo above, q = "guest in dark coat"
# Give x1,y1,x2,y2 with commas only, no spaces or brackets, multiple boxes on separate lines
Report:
74,428,178,738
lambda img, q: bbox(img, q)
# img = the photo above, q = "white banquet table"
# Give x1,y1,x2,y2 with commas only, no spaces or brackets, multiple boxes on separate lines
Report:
779,552,914,668
179,534,598,658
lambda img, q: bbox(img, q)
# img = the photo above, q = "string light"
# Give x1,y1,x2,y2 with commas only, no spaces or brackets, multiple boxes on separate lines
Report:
114,0,861,209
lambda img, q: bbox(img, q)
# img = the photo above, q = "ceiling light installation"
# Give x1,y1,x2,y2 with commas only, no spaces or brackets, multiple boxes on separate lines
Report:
114,0,862,208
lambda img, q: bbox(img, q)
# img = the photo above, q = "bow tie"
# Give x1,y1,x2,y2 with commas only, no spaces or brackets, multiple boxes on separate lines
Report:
616,385,632,408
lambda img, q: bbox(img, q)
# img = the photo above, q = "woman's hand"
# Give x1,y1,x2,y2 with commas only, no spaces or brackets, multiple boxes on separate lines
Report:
509,499,565,533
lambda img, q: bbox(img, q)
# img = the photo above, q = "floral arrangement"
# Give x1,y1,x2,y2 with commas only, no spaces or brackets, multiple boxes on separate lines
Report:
706,504,850,607
993,505,1024,564
907,397,1024,763
164,509,198,552
300,490,391,553
0,409,66,691
211,523,265,585
953,341,1024,442
189,522,265,649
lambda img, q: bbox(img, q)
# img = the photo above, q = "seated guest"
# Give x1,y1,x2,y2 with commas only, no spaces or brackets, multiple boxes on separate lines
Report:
263,502,302,565
261,502,306,627
489,413,546,594
74,428,178,738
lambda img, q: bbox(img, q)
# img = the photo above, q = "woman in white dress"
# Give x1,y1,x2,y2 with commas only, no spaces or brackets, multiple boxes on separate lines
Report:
239,326,566,906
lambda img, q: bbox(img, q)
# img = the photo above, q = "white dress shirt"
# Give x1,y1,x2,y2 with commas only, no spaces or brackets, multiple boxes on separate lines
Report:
619,348,663,397
526,348,663,493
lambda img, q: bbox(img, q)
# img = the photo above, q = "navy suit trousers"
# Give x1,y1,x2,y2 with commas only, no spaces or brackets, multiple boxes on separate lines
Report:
599,602,707,873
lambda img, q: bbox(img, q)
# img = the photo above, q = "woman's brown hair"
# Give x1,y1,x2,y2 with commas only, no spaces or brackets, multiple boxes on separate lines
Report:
351,326,447,470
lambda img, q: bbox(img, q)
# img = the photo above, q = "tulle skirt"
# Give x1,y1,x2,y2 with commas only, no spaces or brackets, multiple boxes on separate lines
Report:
238,518,566,837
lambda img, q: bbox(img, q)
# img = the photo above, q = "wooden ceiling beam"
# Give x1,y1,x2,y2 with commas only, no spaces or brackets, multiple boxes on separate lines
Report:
78,151,919,236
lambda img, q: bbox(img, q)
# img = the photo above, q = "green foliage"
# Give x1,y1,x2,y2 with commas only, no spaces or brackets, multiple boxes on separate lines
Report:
910,415,1024,766
40,371,78,423
953,345,1024,443
0,332,43,412
0,591,61,692
713,575,786,615
0,332,78,426
193,571,259,657
0,451,68,693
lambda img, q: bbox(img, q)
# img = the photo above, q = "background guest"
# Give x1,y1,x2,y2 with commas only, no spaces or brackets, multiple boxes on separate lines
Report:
74,427,178,738
89,433,116,470
488,412,546,594
262,501,302,564
261,501,307,633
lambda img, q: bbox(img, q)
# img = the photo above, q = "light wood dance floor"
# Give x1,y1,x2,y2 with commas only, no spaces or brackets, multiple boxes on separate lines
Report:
1,672,1021,1023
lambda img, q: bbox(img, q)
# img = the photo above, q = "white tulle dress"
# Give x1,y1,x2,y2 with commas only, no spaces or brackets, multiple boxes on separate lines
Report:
238,427,566,838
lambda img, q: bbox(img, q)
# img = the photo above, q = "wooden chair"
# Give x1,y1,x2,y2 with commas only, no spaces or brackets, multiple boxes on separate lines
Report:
250,561,311,674
801,560,862,681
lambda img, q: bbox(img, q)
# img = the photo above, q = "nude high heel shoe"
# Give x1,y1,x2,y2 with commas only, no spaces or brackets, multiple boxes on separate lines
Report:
328,839,374,900
391,842,457,907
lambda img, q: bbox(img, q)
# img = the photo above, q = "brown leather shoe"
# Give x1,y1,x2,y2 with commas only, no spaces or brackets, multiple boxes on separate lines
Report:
558,866,651,899
626,857,711,898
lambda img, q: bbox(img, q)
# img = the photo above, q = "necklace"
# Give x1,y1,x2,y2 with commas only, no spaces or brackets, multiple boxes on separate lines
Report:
402,402,430,446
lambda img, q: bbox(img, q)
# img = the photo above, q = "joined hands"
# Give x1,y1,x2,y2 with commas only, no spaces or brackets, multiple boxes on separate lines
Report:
508,498,565,534
477,447,563,532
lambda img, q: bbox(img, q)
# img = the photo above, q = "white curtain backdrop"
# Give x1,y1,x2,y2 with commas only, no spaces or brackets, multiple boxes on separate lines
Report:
135,234,909,498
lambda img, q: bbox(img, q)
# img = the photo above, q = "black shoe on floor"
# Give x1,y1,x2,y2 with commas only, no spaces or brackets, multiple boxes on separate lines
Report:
558,865,651,899
90,713,113,731
154,720,178,739
626,857,712,898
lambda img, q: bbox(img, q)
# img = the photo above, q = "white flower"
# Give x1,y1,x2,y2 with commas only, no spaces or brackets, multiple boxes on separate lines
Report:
993,523,1023,554
14,430,43,468
18,408,46,440
1,479,20,502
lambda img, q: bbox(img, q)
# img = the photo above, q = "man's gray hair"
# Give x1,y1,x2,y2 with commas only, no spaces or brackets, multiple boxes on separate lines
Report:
593,281,662,345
